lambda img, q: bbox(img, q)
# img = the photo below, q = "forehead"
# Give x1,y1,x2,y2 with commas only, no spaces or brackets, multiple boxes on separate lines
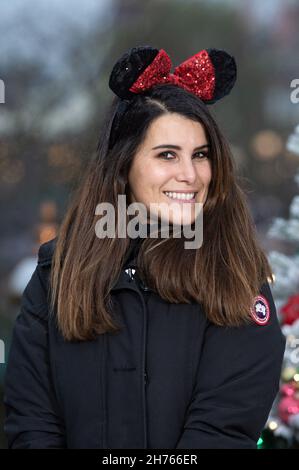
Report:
142,113,207,148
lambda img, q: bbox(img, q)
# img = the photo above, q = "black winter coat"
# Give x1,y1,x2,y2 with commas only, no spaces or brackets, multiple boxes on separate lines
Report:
3,237,286,449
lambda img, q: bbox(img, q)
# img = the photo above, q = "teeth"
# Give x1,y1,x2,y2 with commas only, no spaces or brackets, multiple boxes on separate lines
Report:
164,191,195,200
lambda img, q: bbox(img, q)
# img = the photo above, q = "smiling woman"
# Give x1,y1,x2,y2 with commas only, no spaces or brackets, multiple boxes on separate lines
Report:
3,45,285,449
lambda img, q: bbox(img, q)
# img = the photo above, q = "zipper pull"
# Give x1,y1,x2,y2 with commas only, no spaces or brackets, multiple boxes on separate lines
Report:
125,267,136,281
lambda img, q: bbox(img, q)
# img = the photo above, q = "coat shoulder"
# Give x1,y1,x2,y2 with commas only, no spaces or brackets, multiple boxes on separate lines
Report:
37,237,57,267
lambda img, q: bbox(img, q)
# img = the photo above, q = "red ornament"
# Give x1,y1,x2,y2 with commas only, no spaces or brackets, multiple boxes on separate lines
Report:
129,49,215,101
278,383,299,423
281,294,299,325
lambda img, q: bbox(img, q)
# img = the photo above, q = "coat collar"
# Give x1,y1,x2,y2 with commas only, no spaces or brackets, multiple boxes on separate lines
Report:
111,268,138,292
111,237,141,292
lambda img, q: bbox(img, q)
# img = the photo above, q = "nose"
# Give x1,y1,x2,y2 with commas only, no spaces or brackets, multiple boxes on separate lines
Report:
175,157,197,184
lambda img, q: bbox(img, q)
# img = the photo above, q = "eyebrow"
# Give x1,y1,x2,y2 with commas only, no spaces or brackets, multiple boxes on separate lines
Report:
151,144,210,151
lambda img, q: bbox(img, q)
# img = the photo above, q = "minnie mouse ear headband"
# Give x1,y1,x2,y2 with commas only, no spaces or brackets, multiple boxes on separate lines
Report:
108,45,237,148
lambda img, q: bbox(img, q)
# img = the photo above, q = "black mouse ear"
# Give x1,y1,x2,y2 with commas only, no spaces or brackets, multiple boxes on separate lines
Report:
204,49,237,104
109,46,160,100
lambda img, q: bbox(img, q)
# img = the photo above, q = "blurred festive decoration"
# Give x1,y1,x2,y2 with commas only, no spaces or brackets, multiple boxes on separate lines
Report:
281,295,299,325
9,257,38,299
287,124,299,156
36,200,58,248
47,143,82,183
0,158,25,186
278,383,299,423
8,200,57,299
251,130,283,160
265,123,299,448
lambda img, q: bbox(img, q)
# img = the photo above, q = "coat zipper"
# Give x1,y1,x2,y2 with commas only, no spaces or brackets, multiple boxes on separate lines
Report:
111,269,148,448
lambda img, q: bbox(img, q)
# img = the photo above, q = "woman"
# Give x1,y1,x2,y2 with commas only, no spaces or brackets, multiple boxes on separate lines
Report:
4,46,285,449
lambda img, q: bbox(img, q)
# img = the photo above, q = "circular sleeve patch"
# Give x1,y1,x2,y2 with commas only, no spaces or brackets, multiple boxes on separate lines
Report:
250,295,270,325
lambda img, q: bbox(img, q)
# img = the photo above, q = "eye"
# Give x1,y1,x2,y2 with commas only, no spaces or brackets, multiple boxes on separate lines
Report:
193,151,209,159
157,151,209,160
157,151,176,160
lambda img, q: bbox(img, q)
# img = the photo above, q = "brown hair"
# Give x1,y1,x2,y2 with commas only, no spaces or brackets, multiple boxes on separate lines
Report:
50,84,273,341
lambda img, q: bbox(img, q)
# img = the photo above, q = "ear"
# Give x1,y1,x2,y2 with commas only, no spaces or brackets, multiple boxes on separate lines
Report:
109,46,160,99
204,49,237,104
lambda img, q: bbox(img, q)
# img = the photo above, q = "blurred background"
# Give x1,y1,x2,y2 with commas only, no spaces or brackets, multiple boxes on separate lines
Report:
1,0,299,449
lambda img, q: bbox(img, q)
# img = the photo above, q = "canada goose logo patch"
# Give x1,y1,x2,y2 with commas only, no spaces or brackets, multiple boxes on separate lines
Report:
250,295,270,325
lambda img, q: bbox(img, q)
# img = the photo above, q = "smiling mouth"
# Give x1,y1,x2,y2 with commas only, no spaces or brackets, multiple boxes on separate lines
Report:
163,191,198,202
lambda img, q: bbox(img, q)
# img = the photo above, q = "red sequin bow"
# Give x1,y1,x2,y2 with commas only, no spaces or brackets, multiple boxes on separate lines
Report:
129,49,215,101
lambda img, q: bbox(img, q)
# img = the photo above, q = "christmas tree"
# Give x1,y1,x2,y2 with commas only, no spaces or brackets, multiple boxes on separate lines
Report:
260,124,299,448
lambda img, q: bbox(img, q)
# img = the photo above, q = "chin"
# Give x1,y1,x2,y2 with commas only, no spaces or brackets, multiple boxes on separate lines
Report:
160,211,196,228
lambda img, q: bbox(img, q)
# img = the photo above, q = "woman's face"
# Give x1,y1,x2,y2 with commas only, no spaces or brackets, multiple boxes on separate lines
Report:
127,113,212,226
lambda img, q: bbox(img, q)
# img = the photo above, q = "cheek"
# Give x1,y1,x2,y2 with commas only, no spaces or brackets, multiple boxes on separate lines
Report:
201,163,212,186
205,170,212,186
149,165,174,184
128,166,156,202
131,164,169,189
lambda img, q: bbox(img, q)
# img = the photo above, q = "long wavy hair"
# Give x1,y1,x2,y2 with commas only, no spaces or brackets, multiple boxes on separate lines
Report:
50,84,273,341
